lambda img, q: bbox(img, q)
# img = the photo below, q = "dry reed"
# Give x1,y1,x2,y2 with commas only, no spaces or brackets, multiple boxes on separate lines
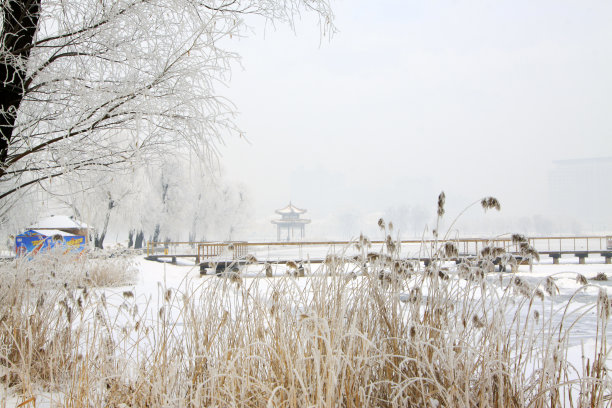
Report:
1,227,610,406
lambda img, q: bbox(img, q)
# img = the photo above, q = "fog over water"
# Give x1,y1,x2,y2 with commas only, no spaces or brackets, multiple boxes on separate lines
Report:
220,0,612,240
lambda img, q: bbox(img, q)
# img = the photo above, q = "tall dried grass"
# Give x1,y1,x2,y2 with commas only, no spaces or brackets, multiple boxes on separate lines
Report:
0,249,136,403
1,205,611,406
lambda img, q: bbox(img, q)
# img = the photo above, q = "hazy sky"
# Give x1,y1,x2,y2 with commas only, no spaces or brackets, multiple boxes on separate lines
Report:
219,0,612,238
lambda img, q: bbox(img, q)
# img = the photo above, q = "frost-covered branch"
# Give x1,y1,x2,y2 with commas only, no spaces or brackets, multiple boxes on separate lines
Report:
0,0,335,215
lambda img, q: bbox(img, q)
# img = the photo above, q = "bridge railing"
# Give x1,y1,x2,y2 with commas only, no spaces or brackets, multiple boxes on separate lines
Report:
146,241,249,260
148,235,612,262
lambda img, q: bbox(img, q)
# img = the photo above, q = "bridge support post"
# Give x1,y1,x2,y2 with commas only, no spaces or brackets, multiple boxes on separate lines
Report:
549,253,561,265
493,258,506,272
602,252,612,264
576,252,588,265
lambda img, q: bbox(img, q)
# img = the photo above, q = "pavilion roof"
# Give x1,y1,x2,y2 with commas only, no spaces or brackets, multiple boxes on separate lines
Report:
275,202,306,215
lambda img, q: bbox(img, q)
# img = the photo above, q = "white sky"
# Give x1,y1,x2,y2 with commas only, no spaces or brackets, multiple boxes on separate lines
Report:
219,0,612,238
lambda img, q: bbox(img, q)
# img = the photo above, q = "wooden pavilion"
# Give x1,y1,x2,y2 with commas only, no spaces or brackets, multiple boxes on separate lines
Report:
271,202,311,241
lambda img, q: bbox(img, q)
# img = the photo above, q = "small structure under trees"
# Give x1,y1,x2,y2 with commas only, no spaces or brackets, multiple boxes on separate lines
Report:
15,215,90,256
271,203,310,241
28,215,91,242
15,229,86,257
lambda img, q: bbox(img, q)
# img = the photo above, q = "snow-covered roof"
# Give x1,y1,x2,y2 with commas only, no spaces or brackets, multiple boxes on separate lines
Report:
31,229,78,237
275,202,306,215
29,215,90,230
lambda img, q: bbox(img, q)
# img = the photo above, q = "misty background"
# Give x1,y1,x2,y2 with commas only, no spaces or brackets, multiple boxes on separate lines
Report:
218,0,612,240
6,0,611,245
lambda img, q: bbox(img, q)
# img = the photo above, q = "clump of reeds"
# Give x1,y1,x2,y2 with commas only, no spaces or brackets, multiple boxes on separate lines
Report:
512,233,528,244
544,276,559,296
443,241,458,258
593,272,608,281
576,273,588,285
264,262,273,277
437,191,446,217
481,196,501,211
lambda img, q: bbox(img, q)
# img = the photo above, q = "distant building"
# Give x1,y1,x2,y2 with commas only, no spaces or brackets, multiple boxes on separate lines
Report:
271,203,311,241
548,157,612,230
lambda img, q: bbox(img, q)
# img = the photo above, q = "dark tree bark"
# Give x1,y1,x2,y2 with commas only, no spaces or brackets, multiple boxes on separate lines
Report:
1,0,42,176
127,229,134,248
93,193,115,249
134,230,145,249
152,224,160,245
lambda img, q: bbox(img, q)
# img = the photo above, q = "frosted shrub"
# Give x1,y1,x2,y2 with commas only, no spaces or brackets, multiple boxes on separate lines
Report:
84,256,137,288
7,248,137,289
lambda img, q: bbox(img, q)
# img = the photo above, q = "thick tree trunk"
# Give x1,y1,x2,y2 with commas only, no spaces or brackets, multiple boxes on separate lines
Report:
152,224,160,244
134,230,145,249
1,0,42,175
94,193,115,249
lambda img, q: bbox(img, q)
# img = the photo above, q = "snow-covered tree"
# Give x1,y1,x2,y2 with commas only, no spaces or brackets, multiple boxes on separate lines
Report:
0,0,334,216
56,159,250,248
136,161,250,244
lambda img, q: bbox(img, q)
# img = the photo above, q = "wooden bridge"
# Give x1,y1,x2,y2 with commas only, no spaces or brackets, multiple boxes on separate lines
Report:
145,235,612,266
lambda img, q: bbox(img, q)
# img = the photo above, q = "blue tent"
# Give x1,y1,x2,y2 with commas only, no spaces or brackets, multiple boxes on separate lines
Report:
15,229,86,257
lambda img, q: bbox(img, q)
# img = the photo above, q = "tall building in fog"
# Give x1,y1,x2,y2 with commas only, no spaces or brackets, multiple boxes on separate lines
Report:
548,157,612,230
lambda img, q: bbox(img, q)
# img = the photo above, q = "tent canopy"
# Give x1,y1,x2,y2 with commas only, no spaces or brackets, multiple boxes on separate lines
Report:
28,215,90,230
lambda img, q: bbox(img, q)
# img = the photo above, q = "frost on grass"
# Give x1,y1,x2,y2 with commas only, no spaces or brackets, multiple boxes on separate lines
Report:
1,240,611,407
0,249,137,398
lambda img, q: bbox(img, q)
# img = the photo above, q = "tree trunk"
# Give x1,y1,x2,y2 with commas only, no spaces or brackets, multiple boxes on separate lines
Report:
94,215,110,249
1,0,42,176
152,224,160,244
94,193,115,249
128,229,134,248
134,230,145,249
